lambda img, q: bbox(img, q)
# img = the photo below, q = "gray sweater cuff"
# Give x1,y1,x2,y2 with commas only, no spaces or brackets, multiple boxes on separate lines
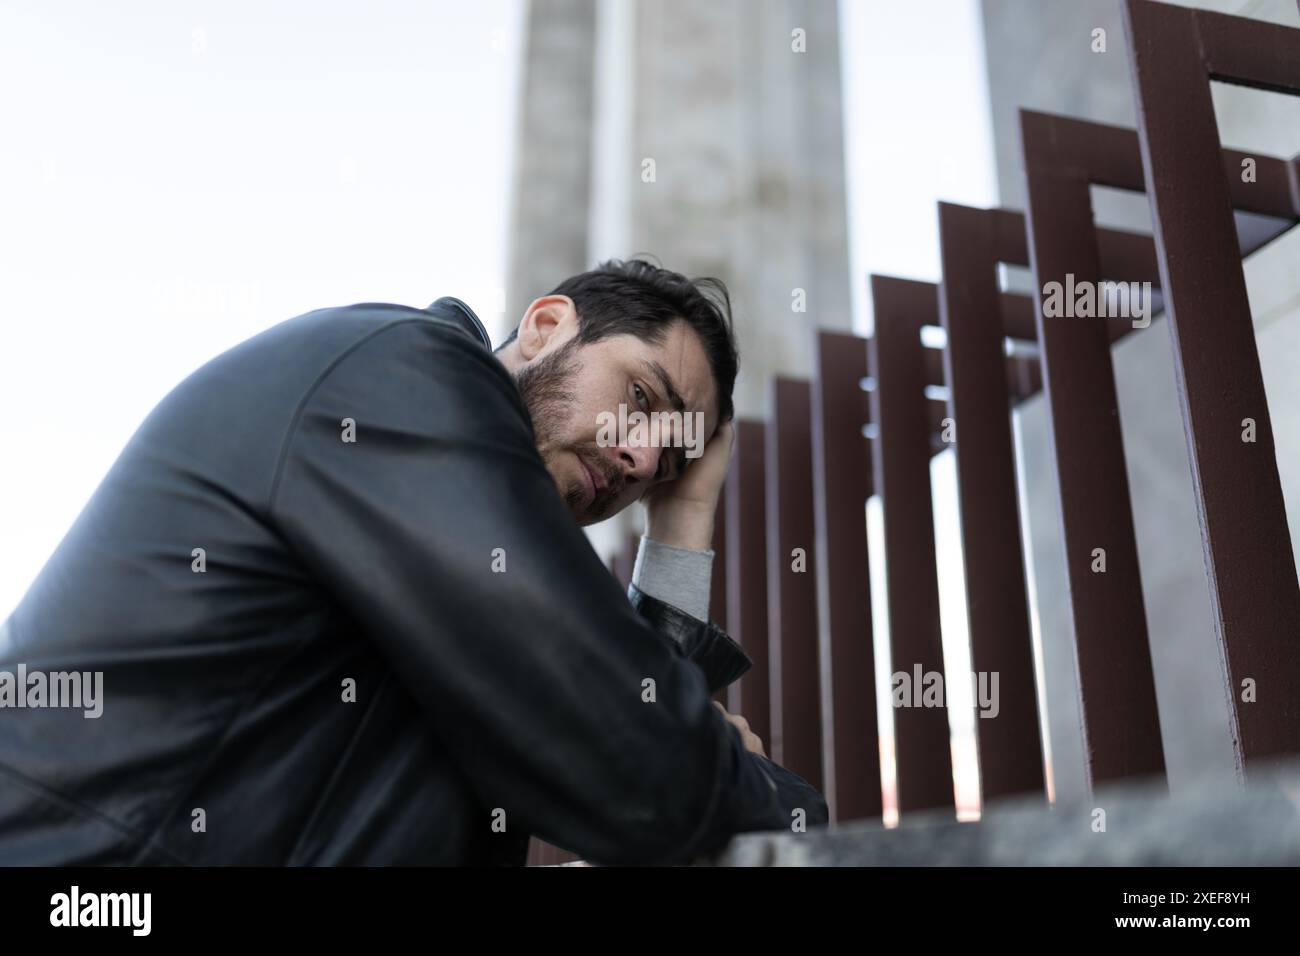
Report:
630,535,714,621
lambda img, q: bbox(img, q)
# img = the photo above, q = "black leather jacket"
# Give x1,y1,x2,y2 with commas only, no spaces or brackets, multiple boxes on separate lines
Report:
0,298,827,865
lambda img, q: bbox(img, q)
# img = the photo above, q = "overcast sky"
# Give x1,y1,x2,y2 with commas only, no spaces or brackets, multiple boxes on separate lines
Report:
0,0,524,614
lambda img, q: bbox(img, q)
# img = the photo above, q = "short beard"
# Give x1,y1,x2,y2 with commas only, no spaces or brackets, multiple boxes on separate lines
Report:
511,340,587,512
511,340,623,522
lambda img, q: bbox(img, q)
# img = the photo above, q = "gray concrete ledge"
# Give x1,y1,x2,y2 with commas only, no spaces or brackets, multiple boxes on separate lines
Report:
705,758,1300,866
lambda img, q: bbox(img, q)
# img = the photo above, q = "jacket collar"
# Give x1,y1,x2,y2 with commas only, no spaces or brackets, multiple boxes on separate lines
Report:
424,296,492,350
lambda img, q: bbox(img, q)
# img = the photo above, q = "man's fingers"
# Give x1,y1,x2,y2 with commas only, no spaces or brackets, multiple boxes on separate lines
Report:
714,701,764,755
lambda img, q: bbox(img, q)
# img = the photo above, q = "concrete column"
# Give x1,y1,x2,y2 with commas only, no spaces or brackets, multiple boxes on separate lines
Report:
504,0,597,328
580,0,856,556
628,0,853,418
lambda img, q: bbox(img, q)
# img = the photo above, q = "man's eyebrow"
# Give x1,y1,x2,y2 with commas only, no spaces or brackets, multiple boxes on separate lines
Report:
639,359,686,413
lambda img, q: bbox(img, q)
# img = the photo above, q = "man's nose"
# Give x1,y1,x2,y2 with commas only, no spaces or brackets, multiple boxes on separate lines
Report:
619,442,662,482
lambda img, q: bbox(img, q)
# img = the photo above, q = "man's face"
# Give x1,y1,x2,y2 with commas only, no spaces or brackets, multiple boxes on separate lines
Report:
512,317,719,526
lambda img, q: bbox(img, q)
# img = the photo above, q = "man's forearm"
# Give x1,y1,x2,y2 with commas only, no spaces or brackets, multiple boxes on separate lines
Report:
630,534,713,621
627,534,831,836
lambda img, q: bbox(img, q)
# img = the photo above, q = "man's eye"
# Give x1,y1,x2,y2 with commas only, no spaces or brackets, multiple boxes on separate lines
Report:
633,383,649,409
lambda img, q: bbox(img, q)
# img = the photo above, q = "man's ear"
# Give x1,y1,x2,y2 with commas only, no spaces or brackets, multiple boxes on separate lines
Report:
517,295,578,361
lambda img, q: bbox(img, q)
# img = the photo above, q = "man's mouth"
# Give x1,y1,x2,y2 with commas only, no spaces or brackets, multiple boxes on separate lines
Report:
579,455,600,507
579,452,611,509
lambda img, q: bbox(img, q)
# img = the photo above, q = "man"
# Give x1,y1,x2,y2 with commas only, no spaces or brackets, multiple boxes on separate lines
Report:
0,259,827,865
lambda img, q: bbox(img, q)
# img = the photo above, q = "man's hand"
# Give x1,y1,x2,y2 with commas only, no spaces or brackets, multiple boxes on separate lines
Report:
713,701,765,757
641,421,735,551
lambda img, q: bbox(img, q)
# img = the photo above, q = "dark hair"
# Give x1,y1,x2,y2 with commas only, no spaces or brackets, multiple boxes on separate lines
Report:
500,258,739,423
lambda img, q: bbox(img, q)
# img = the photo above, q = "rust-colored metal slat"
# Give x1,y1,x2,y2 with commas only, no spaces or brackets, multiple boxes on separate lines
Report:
869,275,955,816
1020,109,1166,787
1123,0,1300,770
710,494,728,705
810,330,882,823
765,378,824,789
725,420,771,745
937,202,1046,804
709,492,728,633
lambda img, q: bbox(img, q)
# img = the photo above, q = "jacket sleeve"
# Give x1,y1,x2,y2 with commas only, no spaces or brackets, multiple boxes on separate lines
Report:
626,583,752,695
268,319,822,864
627,584,829,833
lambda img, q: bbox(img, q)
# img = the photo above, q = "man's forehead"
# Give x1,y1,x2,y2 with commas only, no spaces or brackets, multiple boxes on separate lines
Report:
633,323,718,422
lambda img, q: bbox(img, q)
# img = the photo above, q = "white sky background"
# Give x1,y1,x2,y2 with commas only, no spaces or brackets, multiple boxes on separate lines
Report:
0,0,524,616
840,0,1000,819
841,0,998,314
